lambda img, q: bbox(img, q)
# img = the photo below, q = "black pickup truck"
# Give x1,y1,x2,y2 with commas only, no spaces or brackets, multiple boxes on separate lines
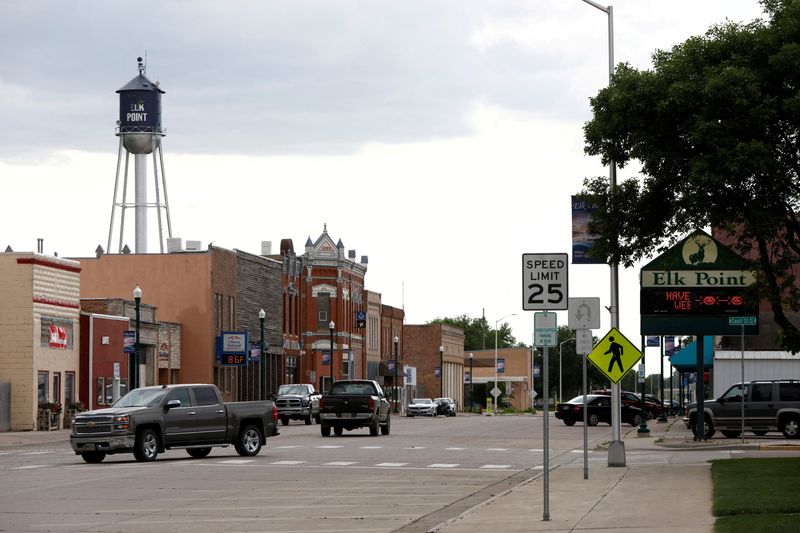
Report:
70,384,278,463
319,379,391,437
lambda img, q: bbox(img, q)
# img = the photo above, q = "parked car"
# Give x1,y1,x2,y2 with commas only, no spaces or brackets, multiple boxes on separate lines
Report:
660,399,682,416
275,383,321,426
434,397,456,417
70,384,278,463
590,389,661,419
318,380,391,437
684,380,800,439
555,394,643,427
407,398,437,417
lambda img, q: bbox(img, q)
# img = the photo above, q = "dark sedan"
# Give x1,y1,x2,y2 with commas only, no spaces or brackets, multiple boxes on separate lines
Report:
555,394,643,427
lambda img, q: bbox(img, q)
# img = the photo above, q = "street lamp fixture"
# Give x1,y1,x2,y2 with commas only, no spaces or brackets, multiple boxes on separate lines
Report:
393,336,399,413
329,321,335,392
495,313,517,411
132,285,142,391
559,337,576,405
439,345,444,399
259,308,266,401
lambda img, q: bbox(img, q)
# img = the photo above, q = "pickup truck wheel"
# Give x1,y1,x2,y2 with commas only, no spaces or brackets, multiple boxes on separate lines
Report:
380,413,391,435
280,416,290,426
689,415,715,438
314,413,321,424
321,424,331,437
187,447,212,459
334,425,343,436
369,418,379,436
81,451,106,463
133,428,159,462
305,413,313,425
235,424,263,456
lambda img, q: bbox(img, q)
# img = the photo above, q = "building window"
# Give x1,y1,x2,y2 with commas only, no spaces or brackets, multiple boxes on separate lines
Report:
227,295,235,329
38,372,48,403
97,377,106,406
65,372,75,406
214,293,223,333
317,292,330,330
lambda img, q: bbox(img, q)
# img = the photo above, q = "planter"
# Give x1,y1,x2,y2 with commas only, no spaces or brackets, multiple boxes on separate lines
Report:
38,409,61,431
64,409,80,429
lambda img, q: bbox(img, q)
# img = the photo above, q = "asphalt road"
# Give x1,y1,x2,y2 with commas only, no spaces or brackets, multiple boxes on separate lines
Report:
0,414,773,532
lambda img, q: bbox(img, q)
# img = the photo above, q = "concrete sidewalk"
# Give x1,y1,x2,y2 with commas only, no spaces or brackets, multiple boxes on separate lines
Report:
436,417,715,533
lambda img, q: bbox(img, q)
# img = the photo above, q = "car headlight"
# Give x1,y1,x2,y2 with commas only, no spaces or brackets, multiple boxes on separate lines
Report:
112,415,129,430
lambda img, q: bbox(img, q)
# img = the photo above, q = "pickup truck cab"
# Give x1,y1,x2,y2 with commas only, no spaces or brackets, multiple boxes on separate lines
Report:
319,380,391,437
276,383,321,426
70,384,278,463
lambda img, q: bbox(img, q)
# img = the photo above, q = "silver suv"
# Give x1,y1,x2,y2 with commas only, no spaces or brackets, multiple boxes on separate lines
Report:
684,380,800,439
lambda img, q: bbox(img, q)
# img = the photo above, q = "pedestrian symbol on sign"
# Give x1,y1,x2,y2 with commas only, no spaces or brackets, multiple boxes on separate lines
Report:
604,336,624,374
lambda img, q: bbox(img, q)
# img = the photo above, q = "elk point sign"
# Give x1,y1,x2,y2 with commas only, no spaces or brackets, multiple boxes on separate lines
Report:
640,229,758,335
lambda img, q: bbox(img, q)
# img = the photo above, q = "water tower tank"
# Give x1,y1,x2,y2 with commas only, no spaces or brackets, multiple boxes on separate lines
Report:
116,57,165,154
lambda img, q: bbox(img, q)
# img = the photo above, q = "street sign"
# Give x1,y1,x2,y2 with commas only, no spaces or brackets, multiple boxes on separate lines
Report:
729,316,757,326
491,386,501,398
529,389,538,400
586,327,643,384
568,297,601,330
534,312,557,347
522,253,568,310
576,329,593,355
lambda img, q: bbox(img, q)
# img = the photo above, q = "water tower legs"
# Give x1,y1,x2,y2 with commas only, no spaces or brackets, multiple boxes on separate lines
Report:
135,153,147,254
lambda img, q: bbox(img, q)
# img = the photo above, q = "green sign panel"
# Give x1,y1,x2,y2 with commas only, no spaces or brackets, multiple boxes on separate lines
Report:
729,316,757,326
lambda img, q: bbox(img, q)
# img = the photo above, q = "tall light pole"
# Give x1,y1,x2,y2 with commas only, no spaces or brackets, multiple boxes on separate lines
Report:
439,345,444,398
580,0,624,468
329,321,335,392
495,313,517,411
559,337,576,405
259,309,266,401
393,335,399,413
132,285,141,391
469,352,474,412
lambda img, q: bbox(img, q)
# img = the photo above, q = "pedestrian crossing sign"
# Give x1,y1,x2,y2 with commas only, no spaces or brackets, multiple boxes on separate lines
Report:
586,327,642,383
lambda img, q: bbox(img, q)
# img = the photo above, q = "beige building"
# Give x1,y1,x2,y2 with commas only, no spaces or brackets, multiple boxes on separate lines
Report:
468,347,533,411
0,253,81,430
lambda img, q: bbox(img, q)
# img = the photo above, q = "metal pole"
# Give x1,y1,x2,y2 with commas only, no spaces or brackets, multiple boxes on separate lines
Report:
394,336,399,414
658,337,667,422
469,353,473,412
741,325,745,444
582,341,589,480
695,336,706,440
638,337,649,434
542,344,550,521
133,287,141,391
259,310,265,401
440,346,444,399
329,321,335,392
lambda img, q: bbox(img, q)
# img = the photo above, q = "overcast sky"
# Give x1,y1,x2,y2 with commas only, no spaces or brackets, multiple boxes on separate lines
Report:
1,1,766,376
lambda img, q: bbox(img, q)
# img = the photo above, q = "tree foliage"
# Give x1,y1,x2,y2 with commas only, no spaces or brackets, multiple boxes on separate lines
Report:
429,314,519,351
580,0,800,351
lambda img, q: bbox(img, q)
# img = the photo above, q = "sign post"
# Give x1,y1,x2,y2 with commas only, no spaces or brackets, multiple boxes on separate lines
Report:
569,297,600,480
523,253,568,522
729,316,757,443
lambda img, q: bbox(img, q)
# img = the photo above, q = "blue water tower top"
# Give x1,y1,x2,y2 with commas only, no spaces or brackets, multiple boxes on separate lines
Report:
116,57,165,136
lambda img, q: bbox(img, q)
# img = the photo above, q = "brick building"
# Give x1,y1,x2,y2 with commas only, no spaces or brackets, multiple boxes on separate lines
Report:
0,253,81,431
403,323,465,409
467,347,533,411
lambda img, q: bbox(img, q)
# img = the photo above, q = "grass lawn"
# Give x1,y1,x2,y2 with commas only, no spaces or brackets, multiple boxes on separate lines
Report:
712,457,800,532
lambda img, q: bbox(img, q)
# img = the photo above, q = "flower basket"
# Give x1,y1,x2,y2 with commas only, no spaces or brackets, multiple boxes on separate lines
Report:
38,402,62,431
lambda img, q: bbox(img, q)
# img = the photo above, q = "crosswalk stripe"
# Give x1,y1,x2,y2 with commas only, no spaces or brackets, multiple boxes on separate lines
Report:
480,464,511,469
427,463,459,468
324,461,357,466
376,462,407,467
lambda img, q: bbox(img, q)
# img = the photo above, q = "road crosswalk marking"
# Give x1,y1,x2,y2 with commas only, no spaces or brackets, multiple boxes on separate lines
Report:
376,462,407,467
271,460,306,465
217,459,255,465
480,464,511,469
428,463,459,468
323,461,357,466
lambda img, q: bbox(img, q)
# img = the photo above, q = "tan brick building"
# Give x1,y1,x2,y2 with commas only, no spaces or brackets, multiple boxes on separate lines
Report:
468,347,533,411
0,253,81,430
402,323,465,409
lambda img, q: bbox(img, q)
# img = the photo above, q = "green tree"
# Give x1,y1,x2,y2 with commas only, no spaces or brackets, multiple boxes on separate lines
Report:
429,314,518,351
580,0,800,351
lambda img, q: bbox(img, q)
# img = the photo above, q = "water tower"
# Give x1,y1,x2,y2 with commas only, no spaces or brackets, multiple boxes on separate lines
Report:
107,57,173,253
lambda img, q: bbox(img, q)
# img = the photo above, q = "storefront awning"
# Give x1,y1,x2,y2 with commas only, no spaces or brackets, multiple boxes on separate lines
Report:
670,336,714,372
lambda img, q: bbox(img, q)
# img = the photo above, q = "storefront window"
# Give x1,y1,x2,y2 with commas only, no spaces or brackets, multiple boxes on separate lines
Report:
38,372,48,403
64,372,75,406
52,373,61,404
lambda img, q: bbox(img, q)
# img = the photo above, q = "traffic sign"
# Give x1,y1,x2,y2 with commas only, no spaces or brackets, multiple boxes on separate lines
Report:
729,316,757,326
534,312,557,347
568,297,600,329
491,386,501,398
586,327,642,384
576,328,593,355
522,253,568,310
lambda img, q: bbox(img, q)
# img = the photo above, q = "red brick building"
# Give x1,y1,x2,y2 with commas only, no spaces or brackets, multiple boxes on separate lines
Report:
402,323,465,409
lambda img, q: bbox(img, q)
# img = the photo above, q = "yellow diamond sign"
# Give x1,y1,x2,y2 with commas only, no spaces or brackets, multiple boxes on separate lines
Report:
587,327,643,383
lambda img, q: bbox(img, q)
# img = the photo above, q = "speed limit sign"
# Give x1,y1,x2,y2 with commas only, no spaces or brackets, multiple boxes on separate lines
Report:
522,253,568,310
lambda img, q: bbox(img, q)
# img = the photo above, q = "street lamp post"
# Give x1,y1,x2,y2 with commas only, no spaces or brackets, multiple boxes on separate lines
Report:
495,313,517,412
393,336,399,413
439,345,444,399
559,337,576,405
469,352,474,412
132,285,141,391
259,309,266,401
329,321,335,393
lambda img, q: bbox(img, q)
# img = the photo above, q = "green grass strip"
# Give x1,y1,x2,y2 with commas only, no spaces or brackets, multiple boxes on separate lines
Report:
715,513,800,533
712,458,800,517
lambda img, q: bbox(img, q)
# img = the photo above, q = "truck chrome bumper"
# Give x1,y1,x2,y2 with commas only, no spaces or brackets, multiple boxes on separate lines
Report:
70,434,136,453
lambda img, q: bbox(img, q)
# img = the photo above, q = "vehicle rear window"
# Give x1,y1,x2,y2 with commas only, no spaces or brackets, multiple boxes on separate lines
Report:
193,386,219,406
330,382,375,395
780,383,800,401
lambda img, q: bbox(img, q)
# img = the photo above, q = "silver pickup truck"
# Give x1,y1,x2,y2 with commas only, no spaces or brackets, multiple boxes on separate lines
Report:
70,383,278,463
275,383,321,426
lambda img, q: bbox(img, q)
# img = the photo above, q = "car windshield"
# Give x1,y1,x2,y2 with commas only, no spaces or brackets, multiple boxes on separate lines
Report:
279,385,310,395
412,399,432,405
113,388,167,408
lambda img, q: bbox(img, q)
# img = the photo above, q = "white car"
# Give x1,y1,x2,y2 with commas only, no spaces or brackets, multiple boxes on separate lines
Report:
407,398,437,417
